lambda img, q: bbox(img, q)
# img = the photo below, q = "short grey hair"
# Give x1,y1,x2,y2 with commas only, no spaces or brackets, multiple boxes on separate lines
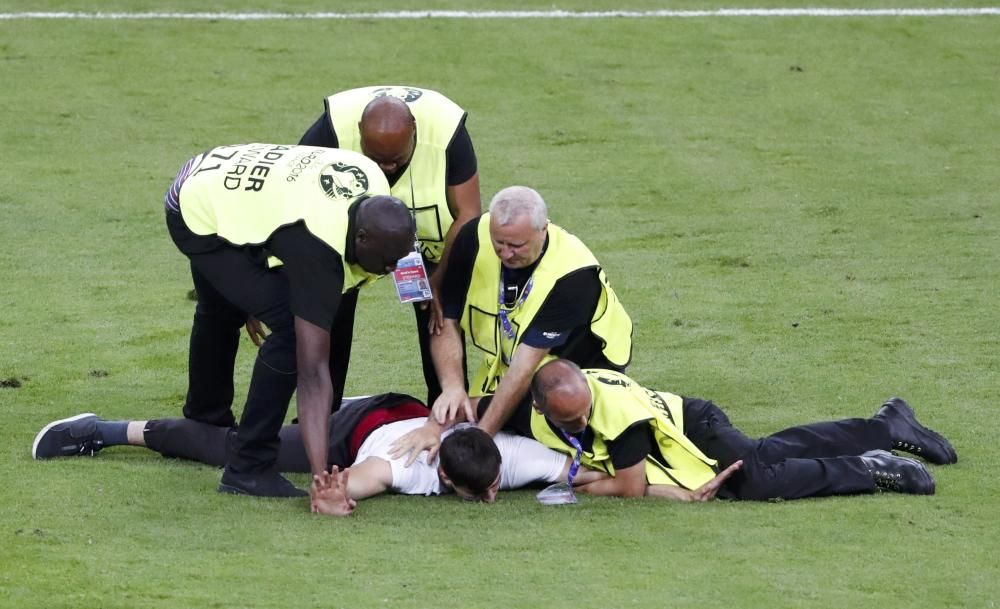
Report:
488,186,548,230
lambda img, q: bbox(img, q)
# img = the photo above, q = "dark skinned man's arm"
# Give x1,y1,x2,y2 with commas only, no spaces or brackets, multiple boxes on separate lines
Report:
294,316,334,476
440,174,482,274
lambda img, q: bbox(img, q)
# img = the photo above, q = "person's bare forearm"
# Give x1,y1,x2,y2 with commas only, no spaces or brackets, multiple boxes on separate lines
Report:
645,484,696,502
575,461,647,497
432,208,477,294
431,321,466,391
296,371,332,476
476,376,527,436
293,316,334,476
647,461,741,503
477,345,548,436
576,477,645,497
344,458,392,500
569,465,611,486
444,175,481,257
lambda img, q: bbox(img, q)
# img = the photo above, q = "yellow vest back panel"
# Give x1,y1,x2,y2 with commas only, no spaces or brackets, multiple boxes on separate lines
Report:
177,143,390,290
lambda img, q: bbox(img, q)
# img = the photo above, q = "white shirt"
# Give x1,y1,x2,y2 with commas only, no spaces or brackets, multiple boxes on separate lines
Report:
353,418,567,496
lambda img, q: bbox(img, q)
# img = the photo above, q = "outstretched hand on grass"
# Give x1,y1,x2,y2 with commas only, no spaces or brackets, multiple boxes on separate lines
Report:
645,459,743,502
310,466,356,517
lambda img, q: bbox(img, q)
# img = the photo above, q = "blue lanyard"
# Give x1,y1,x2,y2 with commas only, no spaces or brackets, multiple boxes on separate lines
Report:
559,430,583,486
497,276,534,339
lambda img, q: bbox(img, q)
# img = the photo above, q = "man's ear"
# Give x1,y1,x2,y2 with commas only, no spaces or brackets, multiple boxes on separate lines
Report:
483,487,498,504
437,466,453,488
355,227,369,244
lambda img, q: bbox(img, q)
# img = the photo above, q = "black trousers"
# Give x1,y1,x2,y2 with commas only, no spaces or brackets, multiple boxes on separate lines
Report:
681,398,891,500
144,394,426,473
145,417,315,473
412,299,441,406
167,211,358,474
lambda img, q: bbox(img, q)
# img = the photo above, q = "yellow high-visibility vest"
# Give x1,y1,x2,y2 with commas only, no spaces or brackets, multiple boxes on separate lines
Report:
460,214,633,396
529,369,719,489
326,86,467,263
178,143,391,291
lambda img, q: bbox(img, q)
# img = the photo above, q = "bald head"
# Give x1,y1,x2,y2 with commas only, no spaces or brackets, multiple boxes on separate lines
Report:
357,194,415,231
530,360,592,434
359,97,416,179
353,195,417,274
361,96,414,131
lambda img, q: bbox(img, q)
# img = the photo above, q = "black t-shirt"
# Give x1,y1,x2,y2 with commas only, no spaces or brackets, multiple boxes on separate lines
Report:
488,397,651,470
298,111,478,186
267,218,352,331
440,219,604,353
606,423,655,470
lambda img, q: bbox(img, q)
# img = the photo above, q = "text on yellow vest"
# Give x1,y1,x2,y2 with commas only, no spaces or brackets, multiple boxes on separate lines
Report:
177,143,391,291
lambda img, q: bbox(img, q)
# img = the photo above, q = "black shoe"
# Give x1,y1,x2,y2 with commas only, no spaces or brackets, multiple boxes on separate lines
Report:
218,466,307,498
874,397,958,465
32,413,104,459
860,450,935,495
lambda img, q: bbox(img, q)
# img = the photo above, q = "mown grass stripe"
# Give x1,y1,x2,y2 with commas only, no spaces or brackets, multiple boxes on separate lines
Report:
2,8,999,20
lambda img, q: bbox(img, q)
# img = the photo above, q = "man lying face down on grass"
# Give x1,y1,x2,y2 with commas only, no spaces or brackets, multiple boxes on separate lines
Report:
32,393,608,515
523,360,956,501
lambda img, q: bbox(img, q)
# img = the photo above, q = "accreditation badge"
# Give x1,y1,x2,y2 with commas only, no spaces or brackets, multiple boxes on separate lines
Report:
392,248,433,304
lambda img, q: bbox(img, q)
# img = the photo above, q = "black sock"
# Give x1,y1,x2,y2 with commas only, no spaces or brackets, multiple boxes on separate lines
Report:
95,421,129,446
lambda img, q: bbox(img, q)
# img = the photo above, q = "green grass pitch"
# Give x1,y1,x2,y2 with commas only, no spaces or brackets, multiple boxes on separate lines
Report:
1,2,998,608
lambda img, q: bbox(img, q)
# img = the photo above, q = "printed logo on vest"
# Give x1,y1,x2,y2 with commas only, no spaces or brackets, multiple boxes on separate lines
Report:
591,372,629,388
319,163,370,200
371,87,424,103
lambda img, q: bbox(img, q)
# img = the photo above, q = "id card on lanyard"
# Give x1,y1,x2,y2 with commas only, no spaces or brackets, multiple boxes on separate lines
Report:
392,245,433,304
